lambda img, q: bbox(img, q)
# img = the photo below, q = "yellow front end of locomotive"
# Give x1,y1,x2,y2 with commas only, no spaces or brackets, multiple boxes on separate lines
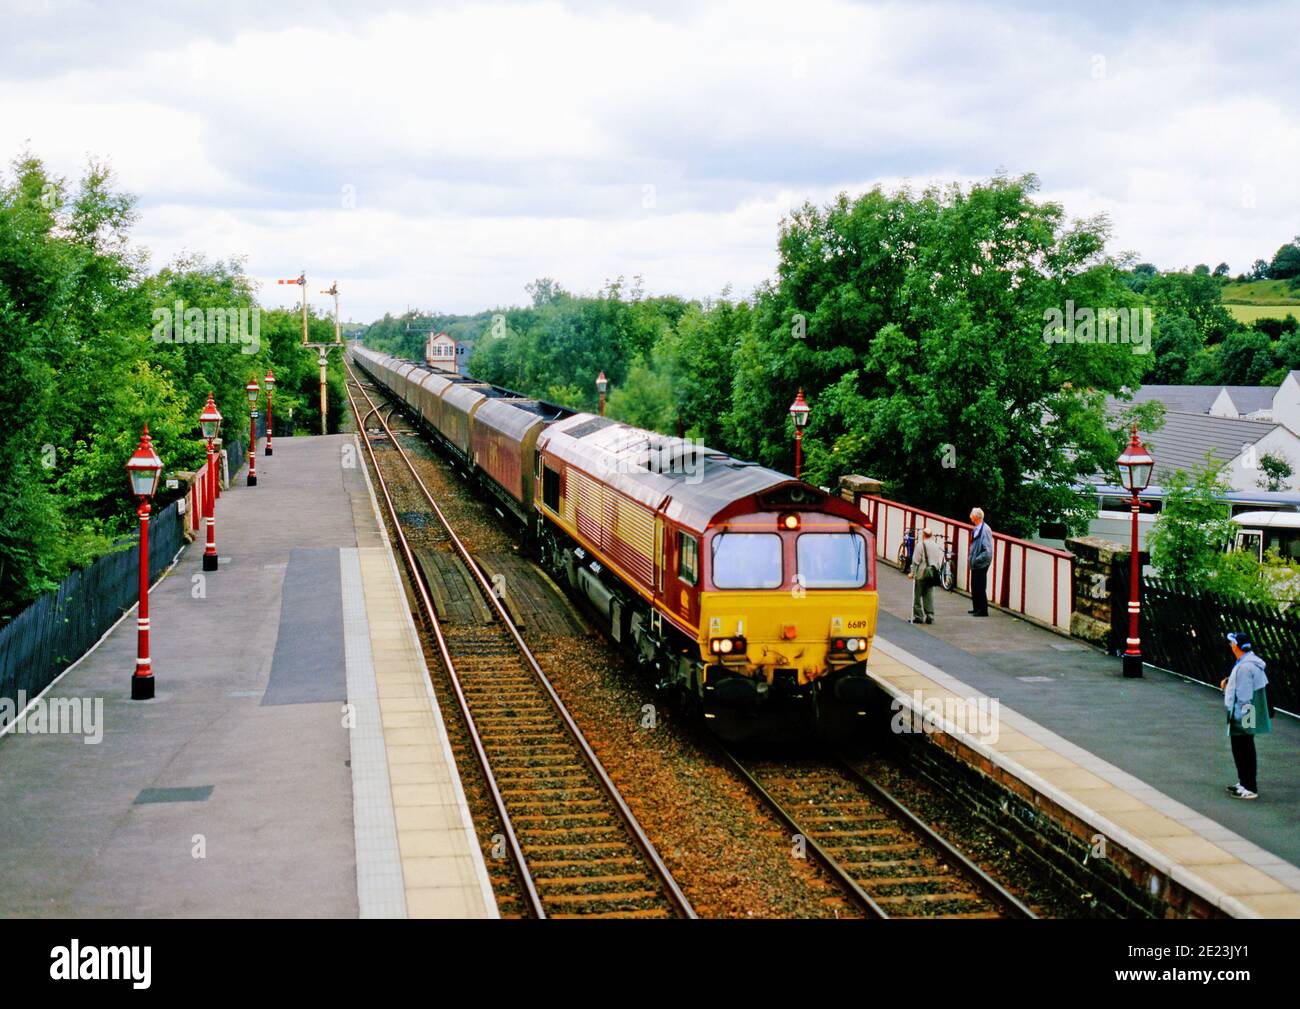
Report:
697,589,879,685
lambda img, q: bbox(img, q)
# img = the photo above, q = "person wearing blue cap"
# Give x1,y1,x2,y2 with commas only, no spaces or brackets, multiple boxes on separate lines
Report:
1221,632,1272,800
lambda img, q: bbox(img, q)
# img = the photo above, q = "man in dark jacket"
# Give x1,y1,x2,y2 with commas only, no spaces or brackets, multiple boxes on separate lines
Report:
968,508,993,617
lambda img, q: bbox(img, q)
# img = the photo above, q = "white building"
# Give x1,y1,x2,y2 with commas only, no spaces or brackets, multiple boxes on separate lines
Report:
425,331,457,373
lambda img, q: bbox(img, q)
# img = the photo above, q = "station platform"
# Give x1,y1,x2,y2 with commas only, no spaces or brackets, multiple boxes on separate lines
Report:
870,562,1300,918
0,434,496,919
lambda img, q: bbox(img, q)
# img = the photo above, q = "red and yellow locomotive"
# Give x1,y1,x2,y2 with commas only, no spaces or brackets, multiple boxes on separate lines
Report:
353,347,878,740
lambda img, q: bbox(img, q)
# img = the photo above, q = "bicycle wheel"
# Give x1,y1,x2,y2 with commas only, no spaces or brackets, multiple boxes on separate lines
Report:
940,559,956,591
897,540,911,571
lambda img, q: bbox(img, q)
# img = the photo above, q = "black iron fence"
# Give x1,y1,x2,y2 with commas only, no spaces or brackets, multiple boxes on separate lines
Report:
1142,577,1299,715
222,416,263,480
0,500,185,728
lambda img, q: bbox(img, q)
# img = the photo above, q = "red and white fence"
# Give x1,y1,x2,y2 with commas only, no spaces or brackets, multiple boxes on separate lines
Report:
185,462,215,538
859,495,1074,634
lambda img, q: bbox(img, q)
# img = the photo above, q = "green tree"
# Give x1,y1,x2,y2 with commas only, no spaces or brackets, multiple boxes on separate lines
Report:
1214,329,1275,384
1146,461,1234,583
1143,269,1238,345
1257,450,1294,492
728,174,1146,536
606,351,676,432
1147,312,1203,383
1268,237,1300,280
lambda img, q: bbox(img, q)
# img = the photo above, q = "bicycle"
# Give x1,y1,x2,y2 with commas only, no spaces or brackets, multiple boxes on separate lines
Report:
935,532,958,592
897,526,917,574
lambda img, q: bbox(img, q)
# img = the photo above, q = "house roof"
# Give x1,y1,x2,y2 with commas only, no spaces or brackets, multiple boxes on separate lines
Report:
1108,383,1279,418
1113,385,1223,414
1140,411,1277,478
1220,386,1277,414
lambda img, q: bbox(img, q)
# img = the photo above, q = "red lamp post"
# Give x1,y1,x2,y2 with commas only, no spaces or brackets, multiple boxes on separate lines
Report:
199,393,223,572
1116,424,1155,679
788,388,810,479
245,378,260,487
125,425,163,700
596,371,608,417
264,368,276,456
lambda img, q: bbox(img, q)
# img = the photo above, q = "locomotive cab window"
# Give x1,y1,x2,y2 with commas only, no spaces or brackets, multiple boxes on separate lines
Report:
710,532,783,589
542,465,561,512
797,532,868,588
678,532,699,586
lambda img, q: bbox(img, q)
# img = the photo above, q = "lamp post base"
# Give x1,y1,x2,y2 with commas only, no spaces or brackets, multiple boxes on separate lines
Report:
203,552,219,572
265,446,273,456
131,674,155,700
247,474,257,487
1122,653,1144,678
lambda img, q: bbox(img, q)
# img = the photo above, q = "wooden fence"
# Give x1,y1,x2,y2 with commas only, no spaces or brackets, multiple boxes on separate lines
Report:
1142,577,1298,716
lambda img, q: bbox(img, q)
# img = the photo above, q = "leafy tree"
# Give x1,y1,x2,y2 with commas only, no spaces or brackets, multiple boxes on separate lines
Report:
1268,237,1300,280
1143,269,1238,345
1147,461,1234,583
728,174,1146,536
1251,259,1271,280
1257,450,1294,491
662,294,751,446
0,151,348,620
1122,262,1158,294
1275,324,1300,374
1214,329,1275,384
1147,312,1203,383
606,351,675,432
1212,262,1230,278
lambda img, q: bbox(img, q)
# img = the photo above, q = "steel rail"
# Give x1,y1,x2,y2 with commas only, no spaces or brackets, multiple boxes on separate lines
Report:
720,745,1038,920
346,359,697,920
835,757,1037,919
715,746,887,918
343,374,546,918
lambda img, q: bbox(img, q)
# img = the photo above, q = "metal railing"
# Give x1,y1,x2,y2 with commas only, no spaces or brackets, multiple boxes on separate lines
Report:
859,494,1074,633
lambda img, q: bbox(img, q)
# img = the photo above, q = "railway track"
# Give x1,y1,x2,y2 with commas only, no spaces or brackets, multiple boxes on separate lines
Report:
721,749,1038,919
343,360,696,920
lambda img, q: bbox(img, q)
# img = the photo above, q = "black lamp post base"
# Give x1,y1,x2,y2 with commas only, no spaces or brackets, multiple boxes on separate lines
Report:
203,553,219,572
1122,653,1144,678
131,674,155,700
265,446,273,456
247,475,257,487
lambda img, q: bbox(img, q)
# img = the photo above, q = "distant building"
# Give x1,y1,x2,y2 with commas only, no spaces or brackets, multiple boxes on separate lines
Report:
1108,372,1300,490
425,331,457,373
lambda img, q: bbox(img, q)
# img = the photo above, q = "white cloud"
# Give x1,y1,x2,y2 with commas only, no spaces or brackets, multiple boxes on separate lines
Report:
2,0,1298,318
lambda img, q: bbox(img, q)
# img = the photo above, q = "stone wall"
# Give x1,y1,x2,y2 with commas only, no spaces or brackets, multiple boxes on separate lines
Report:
1067,534,1146,652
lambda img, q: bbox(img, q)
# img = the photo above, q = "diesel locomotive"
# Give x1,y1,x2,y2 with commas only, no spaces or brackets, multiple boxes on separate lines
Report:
352,345,879,741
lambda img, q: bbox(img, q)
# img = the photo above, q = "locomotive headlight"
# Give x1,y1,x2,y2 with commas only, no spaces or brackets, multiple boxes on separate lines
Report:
846,637,860,652
719,638,733,654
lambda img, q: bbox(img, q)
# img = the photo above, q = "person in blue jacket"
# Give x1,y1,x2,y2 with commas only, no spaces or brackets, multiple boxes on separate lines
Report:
967,508,993,617
1221,632,1271,800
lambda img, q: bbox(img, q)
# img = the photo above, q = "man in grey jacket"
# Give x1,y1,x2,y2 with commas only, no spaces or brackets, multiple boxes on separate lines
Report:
968,508,993,617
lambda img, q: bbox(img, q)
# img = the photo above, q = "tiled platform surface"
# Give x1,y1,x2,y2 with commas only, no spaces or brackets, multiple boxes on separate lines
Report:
872,562,1300,919
0,434,495,919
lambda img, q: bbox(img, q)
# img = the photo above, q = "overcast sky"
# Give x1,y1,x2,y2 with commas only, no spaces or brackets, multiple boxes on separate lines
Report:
3,0,1297,321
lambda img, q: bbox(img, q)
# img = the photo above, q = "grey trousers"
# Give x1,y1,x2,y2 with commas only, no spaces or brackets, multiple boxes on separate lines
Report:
912,575,934,620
